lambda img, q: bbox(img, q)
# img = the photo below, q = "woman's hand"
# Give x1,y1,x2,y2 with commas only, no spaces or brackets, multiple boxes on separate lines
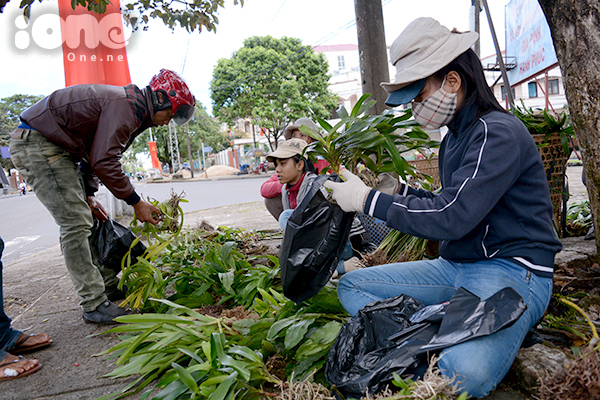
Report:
323,169,372,213
132,200,162,225
86,196,109,222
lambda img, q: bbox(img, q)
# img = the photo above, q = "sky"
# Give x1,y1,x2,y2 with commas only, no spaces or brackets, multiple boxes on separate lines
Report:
0,0,511,116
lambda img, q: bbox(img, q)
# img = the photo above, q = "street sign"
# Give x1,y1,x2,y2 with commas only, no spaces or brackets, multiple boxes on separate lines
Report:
505,0,558,86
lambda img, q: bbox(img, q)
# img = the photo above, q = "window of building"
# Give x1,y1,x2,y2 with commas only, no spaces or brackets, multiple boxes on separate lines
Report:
528,82,538,98
549,79,559,95
337,55,345,70
501,85,515,101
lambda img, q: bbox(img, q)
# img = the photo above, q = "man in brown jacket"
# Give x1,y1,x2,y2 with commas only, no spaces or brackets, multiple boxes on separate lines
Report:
9,69,195,323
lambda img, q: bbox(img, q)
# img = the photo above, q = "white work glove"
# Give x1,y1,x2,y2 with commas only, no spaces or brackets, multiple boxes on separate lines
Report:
323,169,372,213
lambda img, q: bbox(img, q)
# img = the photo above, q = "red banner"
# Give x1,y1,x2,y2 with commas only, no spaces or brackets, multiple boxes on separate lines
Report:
148,141,161,169
58,0,131,86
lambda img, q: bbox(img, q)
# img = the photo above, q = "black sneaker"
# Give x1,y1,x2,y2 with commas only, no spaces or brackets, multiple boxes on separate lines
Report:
105,285,128,302
83,300,132,324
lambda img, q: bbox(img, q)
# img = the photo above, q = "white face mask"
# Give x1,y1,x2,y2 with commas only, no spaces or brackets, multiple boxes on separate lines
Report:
412,76,458,130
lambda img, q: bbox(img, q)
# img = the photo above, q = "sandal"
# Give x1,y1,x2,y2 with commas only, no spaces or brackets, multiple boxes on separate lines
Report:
0,355,42,381
11,334,53,355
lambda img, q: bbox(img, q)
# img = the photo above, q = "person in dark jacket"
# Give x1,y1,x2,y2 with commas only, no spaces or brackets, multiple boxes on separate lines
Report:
323,18,562,398
9,69,195,324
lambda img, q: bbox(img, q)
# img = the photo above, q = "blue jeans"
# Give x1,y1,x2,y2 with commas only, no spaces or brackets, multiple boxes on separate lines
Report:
0,237,24,361
337,257,552,398
279,209,353,274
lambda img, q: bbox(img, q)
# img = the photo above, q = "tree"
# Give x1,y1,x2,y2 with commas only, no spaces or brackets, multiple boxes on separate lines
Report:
128,102,227,172
0,0,242,33
0,94,44,170
538,0,600,250
210,36,339,150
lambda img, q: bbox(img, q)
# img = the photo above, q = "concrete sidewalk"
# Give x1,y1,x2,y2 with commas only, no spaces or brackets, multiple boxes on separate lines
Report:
1,166,596,400
1,201,280,400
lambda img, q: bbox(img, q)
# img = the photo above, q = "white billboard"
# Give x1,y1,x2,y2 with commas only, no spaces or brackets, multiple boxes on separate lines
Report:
505,0,558,85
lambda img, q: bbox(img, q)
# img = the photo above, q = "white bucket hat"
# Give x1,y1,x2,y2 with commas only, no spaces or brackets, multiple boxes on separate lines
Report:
284,117,321,140
381,17,479,106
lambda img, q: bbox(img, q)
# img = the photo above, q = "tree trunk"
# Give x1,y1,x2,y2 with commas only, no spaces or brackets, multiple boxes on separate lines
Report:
538,0,600,250
354,0,390,115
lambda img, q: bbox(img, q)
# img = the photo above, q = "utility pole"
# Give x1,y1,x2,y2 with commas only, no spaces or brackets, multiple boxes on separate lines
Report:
185,123,194,178
201,141,208,178
470,0,481,57
481,0,515,109
251,121,258,170
168,121,181,173
354,0,389,115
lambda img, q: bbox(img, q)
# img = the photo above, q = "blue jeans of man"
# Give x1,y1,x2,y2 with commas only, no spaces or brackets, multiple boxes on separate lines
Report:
336,257,552,398
0,237,24,361
10,130,107,312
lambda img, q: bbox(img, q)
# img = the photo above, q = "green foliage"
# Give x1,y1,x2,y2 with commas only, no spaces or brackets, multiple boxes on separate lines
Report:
304,94,440,269
0,94,44,127
543,293,600,349
567,200,592,231
96,300,280,400
512,101,574,155
13,0,241,33
391,373,416,396
304,94,439,184
100,193,350,399
129,103,227,172
387,372,470,400
0,94,44,170
378,229,429,263
210,35,338,149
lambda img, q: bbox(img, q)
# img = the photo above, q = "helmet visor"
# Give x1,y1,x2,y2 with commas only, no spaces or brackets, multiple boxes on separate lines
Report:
172,104,195,125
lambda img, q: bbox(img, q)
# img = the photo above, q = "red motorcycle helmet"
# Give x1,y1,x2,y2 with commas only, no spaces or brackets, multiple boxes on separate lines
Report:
149,69,196,125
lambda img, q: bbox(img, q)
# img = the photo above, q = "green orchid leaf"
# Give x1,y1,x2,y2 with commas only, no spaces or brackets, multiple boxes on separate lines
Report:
171,362,199,394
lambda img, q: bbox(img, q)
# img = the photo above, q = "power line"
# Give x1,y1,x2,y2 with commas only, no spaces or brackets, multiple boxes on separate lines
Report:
204,0,395,97
269,0,288,25
180,33,192,75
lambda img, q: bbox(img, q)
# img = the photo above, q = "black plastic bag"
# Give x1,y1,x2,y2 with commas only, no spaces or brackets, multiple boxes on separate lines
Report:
279,174,355,303
326,287,526,398
326,294,429,397
416,286,527,353
95,218,146,273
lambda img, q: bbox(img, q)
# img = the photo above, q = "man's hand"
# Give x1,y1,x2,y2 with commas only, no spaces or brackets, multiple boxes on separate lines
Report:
323,169,372,213
132,200,162,225
86,196,109,222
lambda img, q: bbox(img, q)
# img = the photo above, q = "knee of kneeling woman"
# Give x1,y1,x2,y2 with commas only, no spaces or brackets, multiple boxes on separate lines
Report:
336,273,357,316
437,355,499,398
278,209,294,231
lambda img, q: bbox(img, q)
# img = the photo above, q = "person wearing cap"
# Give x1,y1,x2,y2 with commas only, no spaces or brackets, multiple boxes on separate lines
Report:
261,118,329,221
9,69,196,324
267,139,362,278
323,17,562,398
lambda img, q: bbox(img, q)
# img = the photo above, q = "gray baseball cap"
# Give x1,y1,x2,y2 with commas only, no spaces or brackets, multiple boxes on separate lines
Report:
284,117,321,140
266,138,308,162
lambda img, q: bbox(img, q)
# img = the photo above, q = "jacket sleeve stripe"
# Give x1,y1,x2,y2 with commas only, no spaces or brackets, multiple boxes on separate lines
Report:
513,257,554,274
368,191,381,216
391,118,489,214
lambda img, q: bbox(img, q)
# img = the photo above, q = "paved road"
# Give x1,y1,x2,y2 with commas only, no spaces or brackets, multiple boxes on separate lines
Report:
0,165,587,265
0,175,271,264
